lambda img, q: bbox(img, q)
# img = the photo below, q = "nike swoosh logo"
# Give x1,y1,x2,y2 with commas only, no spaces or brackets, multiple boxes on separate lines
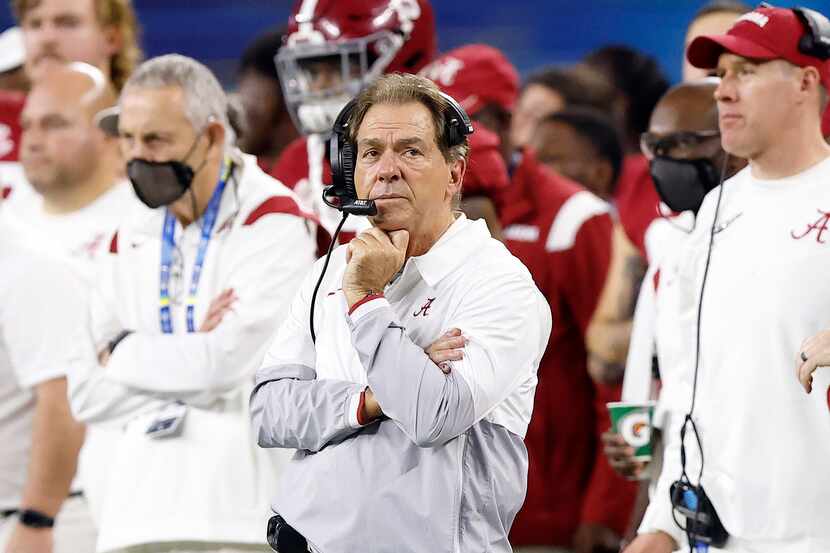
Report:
713,212,743,234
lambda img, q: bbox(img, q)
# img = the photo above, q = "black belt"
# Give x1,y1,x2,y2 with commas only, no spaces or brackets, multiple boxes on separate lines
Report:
0,491,84,519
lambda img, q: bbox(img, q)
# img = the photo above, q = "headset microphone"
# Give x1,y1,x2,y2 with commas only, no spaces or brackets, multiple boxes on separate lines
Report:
324,91,474,219
310,89,474,343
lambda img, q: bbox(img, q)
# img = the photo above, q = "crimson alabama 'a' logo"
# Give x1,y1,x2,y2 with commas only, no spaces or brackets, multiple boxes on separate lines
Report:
413,297,436,317
791,209,830,243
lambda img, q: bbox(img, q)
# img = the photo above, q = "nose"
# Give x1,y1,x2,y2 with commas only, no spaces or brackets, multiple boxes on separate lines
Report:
376,149,401,184
29,22,59,52
311,65,342,92
120,138,151,163
21,125,43,154
714,75,737,103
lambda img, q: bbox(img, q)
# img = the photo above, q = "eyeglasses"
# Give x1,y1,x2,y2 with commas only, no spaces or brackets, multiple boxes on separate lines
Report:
640,130,721,159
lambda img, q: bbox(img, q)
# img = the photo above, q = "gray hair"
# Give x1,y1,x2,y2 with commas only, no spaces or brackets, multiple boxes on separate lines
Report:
347,73,470,164
122,54,235,146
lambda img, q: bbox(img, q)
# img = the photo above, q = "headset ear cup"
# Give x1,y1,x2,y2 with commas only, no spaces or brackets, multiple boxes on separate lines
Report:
438,92,474,148
341,141,356,197
800,33,817,58
794,7,830,60
446,119,461,148
329,133,343,188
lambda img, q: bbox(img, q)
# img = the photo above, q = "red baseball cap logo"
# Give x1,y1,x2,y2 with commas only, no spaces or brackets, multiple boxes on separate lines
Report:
419,44,519,116
687,6,830,89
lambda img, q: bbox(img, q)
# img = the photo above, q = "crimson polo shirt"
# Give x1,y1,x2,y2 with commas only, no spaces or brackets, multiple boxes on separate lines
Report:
502,149,638,546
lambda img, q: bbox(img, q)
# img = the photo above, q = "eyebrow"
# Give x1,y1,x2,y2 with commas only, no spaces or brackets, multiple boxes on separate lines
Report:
357,136,429,150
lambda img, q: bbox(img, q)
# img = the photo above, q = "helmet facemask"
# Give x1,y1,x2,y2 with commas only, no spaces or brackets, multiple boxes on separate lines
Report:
276,30,405,135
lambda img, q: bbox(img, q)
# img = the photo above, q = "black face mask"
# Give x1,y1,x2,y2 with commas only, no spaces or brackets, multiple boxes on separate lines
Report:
127,134,207,209
650,156,720,215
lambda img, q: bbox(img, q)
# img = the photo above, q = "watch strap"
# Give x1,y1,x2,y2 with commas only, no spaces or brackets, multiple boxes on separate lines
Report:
19,509,54,528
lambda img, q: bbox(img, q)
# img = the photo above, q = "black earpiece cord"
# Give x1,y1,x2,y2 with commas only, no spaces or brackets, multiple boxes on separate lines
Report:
309,212,349,343
677,151,730,552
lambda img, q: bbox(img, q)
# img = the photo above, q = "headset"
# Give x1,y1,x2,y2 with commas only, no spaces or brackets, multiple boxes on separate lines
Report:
322,90,474,217
669,7,830,552
793,6,830,59
309,90,474,343
756,4,830,60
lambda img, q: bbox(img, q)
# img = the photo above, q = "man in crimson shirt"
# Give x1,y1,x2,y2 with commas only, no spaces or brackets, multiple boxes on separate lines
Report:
424,44,637,553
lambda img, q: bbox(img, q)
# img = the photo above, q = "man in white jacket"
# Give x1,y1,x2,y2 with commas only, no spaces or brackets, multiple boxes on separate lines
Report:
625,6,830,553
67,54,318,553
251,73,551,553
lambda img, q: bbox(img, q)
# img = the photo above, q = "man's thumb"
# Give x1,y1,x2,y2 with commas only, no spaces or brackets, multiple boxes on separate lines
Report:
390,229,410,252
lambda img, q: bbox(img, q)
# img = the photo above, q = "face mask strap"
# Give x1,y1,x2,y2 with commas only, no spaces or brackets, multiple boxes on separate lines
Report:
182,128,212,175
181,127,217,223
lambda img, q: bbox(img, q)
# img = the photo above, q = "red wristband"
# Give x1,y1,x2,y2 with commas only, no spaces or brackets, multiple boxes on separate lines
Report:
348,292,384,315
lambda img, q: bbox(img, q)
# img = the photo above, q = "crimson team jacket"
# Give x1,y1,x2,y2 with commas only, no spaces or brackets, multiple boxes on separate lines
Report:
501,150,638,546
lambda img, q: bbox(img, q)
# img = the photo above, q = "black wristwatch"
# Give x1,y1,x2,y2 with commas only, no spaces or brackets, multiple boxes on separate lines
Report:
107,329,134,355
19,509,54,528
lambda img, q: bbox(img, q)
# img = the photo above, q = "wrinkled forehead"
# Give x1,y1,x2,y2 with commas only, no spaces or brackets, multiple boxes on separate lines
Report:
118,86,192,133
356,101,438,145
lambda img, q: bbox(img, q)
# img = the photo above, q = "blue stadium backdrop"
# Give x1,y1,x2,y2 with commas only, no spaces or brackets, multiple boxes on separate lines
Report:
0,1,826,87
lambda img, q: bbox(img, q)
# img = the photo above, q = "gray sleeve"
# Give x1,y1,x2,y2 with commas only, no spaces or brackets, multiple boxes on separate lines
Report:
348,307,476,448
250,363,368,453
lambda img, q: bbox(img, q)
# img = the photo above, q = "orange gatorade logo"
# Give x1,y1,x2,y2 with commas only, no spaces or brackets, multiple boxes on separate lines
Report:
619,411,651,449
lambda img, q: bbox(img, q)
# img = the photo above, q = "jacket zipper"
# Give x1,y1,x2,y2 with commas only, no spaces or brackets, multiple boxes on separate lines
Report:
452,432,467,553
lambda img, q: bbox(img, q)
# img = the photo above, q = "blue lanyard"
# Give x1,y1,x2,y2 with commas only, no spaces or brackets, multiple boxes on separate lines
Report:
159,162,231,333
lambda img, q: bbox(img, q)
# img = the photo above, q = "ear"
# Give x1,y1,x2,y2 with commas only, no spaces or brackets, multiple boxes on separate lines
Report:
446,157,466,201
205,119,226,159
799,66,822,102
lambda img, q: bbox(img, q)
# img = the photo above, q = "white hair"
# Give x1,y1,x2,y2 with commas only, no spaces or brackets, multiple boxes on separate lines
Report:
122,54,235,146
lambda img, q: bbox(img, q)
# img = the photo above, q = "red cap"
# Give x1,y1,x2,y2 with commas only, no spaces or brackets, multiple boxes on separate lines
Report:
419,44,519,116
687,7,830,89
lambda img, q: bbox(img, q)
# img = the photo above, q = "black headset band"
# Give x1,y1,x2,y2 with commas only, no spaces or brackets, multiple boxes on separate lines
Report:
331,91,474,147
759,4,830,60
328,90,475,207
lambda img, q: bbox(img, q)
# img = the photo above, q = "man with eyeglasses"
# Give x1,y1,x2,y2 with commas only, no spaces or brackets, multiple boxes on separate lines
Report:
624,5,830,553
600,78,745,548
